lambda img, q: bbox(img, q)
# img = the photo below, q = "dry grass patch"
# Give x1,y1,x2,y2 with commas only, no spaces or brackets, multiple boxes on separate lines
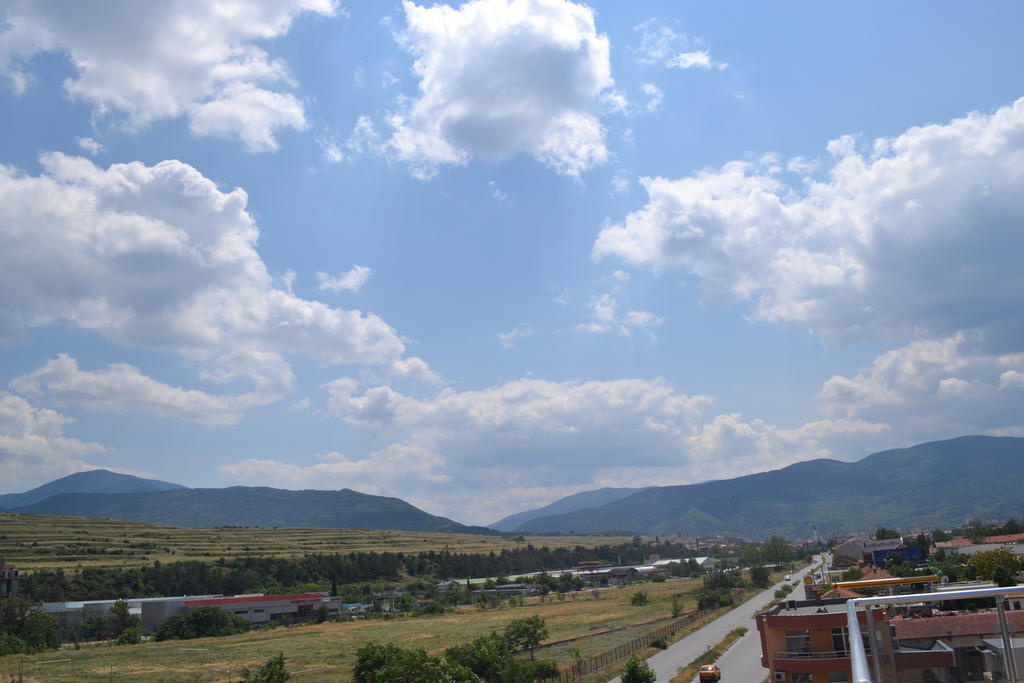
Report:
1,578,706,680
0,512,634,571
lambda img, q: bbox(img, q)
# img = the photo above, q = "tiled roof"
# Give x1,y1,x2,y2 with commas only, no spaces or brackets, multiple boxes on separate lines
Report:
859,565,894,580
983,533,1024,544
893,612,1024,639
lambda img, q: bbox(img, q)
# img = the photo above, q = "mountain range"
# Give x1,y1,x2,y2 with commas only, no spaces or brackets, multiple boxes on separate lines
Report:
489,486,648,531
506,436,1024,538
0,470,493,534
3,436,1023,537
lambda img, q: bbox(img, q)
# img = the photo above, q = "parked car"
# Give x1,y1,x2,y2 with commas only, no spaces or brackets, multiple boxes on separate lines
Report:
699,664,721,682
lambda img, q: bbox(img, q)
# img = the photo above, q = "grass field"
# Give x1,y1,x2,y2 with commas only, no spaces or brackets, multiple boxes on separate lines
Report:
0,513,636,571
1,578,709,681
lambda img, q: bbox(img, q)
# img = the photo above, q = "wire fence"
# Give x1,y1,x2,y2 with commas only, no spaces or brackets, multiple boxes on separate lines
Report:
555,611,701,682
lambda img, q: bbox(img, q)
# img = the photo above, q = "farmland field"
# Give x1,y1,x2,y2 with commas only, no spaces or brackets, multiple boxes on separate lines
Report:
0,513,636,571
1,577,719,681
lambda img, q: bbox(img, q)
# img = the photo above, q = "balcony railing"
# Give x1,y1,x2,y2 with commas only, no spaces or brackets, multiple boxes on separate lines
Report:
775,650,851,661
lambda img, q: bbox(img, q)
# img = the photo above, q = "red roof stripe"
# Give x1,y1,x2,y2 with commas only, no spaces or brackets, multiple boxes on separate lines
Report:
185,592,327,607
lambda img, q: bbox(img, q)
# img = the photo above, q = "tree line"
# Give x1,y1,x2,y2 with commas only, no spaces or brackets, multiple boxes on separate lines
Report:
19,541,698,602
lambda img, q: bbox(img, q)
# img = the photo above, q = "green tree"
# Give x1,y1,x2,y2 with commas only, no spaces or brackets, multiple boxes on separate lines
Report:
116,626,142,645
504,615,548,659
739,545,762,568
621,653,656,683
108,598,141,640
968,548,1022,585
354,642,477,682
155,614,194,641
241,653,290,682
0,595,61,653
760,536,793,565
875,527,901,540
749,565,771,588
839,567,864,581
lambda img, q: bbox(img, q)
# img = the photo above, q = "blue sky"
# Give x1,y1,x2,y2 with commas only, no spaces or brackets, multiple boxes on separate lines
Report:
1,1,1023,525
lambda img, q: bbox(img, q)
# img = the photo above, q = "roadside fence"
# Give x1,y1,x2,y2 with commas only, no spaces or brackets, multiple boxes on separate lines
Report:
555,611,700,682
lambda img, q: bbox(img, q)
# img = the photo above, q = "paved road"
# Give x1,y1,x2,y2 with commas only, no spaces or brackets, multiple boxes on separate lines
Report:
711,568,814,682
609,560,818,683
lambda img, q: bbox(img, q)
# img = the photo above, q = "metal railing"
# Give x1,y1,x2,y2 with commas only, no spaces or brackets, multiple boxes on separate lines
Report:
775,649,851,660
846,584,1023,683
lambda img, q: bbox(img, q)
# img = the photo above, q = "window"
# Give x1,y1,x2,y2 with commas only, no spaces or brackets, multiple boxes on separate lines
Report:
785,629,810,653
831,627,850,656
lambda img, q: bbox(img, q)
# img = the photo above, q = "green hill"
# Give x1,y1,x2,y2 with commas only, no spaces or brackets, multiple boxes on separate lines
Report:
0,469,184,510
8,486,495,534
511,436,1024,538
488,486,647,531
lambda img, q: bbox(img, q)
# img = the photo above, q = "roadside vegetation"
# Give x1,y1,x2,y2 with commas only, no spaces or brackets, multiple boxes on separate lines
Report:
669,627,747,683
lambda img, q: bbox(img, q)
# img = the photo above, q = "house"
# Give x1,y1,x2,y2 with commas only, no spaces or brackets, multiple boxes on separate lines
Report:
756,598,954,682
892,610,1024,681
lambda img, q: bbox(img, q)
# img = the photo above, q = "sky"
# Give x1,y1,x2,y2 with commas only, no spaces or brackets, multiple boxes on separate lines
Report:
1,0,1023,526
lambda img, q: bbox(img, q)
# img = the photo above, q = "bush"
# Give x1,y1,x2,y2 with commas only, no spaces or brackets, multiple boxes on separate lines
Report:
240,653,290,682
630,590,649,606
0,633,29,657
116,626,142,645
621,653,656,683
650,636,668,649
154,607,248,641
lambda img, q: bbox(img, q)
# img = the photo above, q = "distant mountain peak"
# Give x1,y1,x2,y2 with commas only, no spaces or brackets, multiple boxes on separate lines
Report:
0,469,186,511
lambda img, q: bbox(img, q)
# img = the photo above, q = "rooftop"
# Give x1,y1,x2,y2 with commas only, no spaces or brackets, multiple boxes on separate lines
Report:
766,598,852,617
893,612,1024,639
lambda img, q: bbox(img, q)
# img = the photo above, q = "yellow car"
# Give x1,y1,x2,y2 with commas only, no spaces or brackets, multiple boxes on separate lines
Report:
699,664,721,682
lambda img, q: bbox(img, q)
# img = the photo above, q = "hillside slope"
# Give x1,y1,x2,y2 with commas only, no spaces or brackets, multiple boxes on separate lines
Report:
10,486,496,534
489,486,648,531
512,436,1024,538
0,469,184,510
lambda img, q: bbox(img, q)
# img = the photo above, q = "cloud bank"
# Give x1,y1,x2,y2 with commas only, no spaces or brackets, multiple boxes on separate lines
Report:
595,99,1024,346
0,0,336,151
0,153,430,389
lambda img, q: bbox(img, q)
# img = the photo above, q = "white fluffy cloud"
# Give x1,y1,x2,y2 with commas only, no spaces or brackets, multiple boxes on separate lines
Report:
0,0,336,151
387,0,613,178
0,391,105,492
224,333,1024,523
634,21,726,71
595,98,1024,346
11,355,277,427
0,153,429,389
576,292,663,336
820,333,1024,439
317,265,372,293
215,375,887,522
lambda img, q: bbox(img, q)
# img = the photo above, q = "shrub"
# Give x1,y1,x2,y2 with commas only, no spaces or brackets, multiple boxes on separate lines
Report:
630,590,649,606
621,653,656,683
116,626,141,645
241,653,290,682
